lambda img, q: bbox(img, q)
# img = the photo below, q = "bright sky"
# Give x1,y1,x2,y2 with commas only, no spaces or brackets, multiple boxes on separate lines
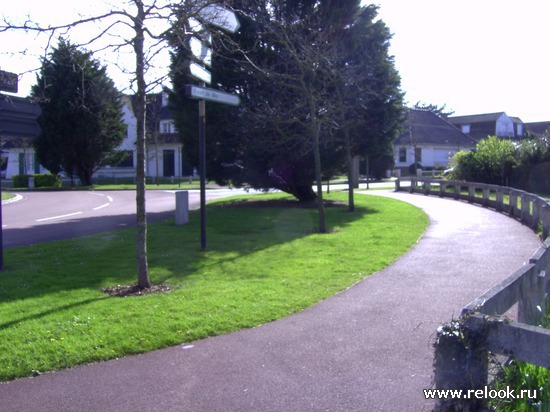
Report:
1,1,549,122
371,0,550,122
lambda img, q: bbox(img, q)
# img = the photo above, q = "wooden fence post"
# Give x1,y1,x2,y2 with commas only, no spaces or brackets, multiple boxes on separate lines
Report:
496,189,503,212
468,185,475,203
433,320,488,411
518,265,547,325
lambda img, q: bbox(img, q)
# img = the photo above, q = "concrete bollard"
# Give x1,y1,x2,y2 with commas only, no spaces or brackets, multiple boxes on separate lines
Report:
175,190,189,226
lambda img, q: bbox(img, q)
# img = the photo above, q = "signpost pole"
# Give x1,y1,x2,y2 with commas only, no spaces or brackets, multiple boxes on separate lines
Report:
0,98,4,271
186,3,241,251
198,83,207,251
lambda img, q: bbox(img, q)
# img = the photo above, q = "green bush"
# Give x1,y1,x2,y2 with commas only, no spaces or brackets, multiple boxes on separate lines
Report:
449,135,550,193
448,136,517,186
11,174,61,188
12,175,29,188
33,174,62,188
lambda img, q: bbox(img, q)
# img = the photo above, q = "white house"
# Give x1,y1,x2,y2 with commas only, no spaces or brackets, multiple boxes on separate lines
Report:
0,94,48,178
394,109,477,173
2,92,190,181
95,92,191,181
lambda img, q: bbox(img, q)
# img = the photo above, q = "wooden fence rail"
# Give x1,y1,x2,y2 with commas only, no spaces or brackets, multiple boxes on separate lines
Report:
395,178,550,410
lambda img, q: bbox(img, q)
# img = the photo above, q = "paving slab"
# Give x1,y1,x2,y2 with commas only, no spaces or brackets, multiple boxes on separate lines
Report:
0,191,542,411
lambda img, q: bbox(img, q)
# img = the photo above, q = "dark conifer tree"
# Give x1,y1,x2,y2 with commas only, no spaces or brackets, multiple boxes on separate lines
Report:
32,38,126,186
169,1,403,206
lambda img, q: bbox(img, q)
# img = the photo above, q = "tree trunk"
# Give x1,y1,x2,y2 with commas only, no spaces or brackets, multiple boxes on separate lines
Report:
283,183,317,203
344,128,355,212
133,1,150,290
312,122,326,233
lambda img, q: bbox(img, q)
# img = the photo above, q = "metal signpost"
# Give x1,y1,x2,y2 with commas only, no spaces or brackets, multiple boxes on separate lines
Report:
185,84,241,106
0,70,18,270
0,70,18,94
187,4,240,251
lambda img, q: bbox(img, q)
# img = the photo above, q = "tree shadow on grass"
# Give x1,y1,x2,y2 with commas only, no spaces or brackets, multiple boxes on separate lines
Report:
146,196,378,286
0,194,378,304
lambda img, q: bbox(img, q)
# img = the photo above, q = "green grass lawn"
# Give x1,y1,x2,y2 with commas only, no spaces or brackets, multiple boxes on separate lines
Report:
1,192,15,201
0,192,428,381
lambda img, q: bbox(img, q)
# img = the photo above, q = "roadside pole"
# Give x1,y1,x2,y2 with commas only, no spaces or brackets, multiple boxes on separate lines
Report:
0,99,4,271
0,70,18,270
185,4,241,251
198,83,207,251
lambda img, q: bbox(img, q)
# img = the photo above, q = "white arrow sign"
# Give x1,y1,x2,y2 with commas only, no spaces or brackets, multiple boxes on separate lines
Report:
190,36,212,67
186,84,240,106
198,4,240,34
189,62,212,84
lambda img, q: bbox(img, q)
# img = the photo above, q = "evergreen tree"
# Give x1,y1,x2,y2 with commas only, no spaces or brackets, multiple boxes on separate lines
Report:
169,1,403,209
32,38,126,186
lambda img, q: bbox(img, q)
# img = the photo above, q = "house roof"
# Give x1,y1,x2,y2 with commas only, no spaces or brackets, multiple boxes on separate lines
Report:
0,94,41,141
448,112,524,125
394,109,477,147
525,121,550,136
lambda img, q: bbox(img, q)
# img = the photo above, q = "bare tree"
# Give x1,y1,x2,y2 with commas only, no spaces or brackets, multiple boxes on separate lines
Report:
1,0,218,289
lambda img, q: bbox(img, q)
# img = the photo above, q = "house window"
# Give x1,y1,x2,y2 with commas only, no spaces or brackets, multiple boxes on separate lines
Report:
111,150,134,167
160,121,177,134
415,147,422,163
399,147,406,163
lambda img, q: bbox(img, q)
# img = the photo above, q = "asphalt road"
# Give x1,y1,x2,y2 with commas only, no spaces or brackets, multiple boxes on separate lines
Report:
0,191,541,411
1,189,244,248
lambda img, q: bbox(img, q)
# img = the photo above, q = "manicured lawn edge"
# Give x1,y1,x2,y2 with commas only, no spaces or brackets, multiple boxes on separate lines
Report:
0,192,428,381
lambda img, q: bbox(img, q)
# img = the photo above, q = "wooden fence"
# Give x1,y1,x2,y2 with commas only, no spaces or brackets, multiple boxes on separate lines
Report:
395,178,550,410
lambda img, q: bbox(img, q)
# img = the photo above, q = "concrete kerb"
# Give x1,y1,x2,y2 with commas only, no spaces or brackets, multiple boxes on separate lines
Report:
2,194,23,204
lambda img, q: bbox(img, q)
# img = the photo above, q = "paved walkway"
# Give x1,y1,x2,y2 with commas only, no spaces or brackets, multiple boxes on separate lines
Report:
0,192,542,411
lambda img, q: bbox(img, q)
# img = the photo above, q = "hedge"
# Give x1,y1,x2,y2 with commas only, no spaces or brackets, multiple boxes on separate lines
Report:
12,174,62,188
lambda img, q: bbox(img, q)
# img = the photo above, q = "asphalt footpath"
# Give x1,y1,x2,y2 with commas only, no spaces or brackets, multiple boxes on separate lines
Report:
0,191,542,411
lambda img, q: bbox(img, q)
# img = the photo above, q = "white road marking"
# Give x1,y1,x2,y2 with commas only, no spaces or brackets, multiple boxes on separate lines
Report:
36,211,83,222
35,192,114,222
93,203,111,211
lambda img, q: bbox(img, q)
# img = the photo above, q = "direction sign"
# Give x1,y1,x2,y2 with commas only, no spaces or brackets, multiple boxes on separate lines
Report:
189,62,212,84
198,4,240,34
0,70,18,93
185,84,240,106
190,36,212,67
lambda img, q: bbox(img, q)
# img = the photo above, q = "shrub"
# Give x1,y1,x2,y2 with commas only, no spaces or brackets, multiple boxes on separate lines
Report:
33,174,62,188
447,150,478,181
12,175,29,188
448,136,516,185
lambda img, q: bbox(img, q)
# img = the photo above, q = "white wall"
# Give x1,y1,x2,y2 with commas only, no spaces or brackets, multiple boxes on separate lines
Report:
496,113,515,137
395,145,469,169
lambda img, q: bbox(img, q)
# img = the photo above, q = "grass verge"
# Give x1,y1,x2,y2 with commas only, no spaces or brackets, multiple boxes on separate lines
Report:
0,192,428,381
1,193,15,201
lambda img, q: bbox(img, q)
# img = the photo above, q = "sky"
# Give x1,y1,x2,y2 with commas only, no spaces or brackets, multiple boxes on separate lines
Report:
370,0,550,122
1,0,549,122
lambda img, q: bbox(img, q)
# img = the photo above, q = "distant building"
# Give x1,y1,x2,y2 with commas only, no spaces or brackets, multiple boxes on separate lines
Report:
394,109,477,172
524,121,550,138
0,93,46,178
96,92,193,181
447,112,525,140
0,91,191,182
